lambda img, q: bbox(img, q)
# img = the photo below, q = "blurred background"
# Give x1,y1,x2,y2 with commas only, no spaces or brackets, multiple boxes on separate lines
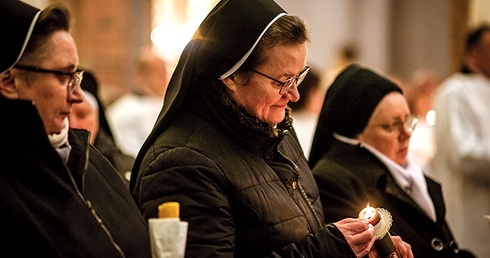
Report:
24,0,490,107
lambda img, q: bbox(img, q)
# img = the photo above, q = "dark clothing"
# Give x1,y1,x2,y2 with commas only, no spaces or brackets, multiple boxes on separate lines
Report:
79,69,135,184
94,128,134,183
312,138,465,258
0,98,151,258
308,64,402,168
132,87,356,257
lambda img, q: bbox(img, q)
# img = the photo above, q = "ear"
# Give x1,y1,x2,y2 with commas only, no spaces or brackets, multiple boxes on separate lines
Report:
0,70,20,98
221,76,238,92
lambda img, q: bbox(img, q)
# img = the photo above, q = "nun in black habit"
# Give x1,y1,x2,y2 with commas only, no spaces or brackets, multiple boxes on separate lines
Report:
309,64,474,258
0,1,150,257
71,70,135,182
130,0,413,257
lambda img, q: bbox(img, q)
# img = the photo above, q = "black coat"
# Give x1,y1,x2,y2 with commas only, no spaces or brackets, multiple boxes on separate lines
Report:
312,138,466,258
0,98,151,258
93,128,135,184
131,88,357,258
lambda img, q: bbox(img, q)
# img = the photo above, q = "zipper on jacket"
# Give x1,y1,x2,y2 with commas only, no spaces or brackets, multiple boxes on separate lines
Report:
85,200,126,257
63,153,127,258
277,148,323,230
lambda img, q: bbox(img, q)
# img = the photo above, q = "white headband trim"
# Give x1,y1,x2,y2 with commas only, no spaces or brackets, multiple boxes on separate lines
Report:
219,12,287,80
7,11,41,72
82,90,99,111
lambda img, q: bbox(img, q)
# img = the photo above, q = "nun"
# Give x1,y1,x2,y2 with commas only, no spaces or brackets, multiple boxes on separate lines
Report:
0,1,150,257
69,70,135,182
309,64,474,258
130,0,413,257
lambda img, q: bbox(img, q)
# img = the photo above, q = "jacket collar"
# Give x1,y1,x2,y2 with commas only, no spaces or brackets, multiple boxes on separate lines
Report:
193,82,293,157
66,129,91,190
331,139,433,217
0,97,79,184
1,97,48,147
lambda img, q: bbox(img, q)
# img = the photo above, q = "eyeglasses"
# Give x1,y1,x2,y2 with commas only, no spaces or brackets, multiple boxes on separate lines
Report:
376,115,418,134
247,65,311,95
14,65,84,96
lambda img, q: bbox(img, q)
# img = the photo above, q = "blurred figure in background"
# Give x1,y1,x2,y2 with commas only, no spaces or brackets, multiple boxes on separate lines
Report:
319,42,359,92
69,70,135,182
404,69,442,173
107,49,169,157
289,66,324,157
432,24,490,258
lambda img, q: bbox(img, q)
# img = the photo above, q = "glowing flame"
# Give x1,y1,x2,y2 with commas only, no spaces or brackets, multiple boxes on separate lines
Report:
359,203,376,221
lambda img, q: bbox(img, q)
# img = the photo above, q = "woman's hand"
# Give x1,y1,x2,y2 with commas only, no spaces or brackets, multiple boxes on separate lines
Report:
335,218,413,258
334,218,376,257
392,236,413,258
366,235,414,258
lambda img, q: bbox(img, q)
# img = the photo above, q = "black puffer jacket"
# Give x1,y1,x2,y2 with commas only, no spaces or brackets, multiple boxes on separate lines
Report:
0,98,151,258
132,87,355,257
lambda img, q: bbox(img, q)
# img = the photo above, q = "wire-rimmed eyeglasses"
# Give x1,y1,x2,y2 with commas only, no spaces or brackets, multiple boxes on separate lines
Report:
246,65,311,95
376,115,418,134
14,65,84,96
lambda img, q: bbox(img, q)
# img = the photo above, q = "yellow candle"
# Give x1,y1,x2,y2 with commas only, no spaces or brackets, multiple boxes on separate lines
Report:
158,202,180,218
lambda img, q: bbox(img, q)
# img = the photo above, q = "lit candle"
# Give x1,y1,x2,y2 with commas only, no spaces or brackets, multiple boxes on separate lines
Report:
359,204,400,258
359,204,380,225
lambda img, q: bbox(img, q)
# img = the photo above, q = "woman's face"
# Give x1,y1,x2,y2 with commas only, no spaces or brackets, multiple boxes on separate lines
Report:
357,92,413,166
224,43,308,124
10,31,84,135
69,93,99,144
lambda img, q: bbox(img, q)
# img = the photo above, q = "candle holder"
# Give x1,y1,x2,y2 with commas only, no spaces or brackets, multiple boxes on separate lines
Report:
149,202,188,258
359,205,400,258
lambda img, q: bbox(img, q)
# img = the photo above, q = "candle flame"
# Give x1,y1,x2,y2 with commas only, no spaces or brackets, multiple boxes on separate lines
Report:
359,203,376,221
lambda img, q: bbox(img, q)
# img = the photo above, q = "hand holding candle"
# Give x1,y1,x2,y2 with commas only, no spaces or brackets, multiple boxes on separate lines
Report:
359,204,400,258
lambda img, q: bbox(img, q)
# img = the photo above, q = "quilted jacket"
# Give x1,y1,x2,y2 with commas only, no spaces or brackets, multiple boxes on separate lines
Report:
131,86,356,257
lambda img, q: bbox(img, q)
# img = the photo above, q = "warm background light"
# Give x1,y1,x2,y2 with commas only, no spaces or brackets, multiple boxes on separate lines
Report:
151,0,219,71
426,110,436,127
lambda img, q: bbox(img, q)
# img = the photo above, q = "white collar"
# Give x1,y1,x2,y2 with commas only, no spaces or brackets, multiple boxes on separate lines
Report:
333,132,436,221
48,118,71,164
